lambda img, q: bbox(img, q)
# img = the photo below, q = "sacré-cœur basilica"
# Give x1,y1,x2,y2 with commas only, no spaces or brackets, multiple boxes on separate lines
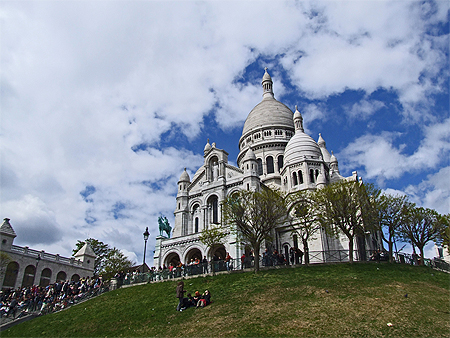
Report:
153,69,380,269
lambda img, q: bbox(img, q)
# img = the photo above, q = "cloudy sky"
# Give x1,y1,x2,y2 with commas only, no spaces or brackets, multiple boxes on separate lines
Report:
1,1,449,265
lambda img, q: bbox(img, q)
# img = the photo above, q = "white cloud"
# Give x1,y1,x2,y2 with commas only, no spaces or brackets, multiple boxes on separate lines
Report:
339,118,450,182
346,99,385,119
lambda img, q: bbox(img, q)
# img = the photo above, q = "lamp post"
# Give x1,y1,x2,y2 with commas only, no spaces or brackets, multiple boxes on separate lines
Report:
143,227,150,273
34,254,41,286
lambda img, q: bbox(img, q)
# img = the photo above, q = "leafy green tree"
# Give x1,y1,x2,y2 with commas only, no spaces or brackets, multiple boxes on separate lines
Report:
73,238,110,275
314,181,381,263
399,205,443,265
199,224,228,273
288,190,320,265
438,214,450,254
377,194,409,263
222,188,289,273
102,247,135,280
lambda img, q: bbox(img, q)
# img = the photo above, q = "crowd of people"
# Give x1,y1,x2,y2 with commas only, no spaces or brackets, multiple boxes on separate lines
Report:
176,281,211,312
0,276,105,320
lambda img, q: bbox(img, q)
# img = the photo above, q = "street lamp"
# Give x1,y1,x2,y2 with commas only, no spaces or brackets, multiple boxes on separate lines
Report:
34,254,41,286
143,227,150,273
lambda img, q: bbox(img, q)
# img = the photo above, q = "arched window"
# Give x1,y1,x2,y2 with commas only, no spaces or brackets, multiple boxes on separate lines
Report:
40,268,52,287
266,156,274,174
298,170,304,184
22,265,36,288
257,159,263,175
315,169,319,179
3,262,19,288
277,155,284,172
293,235,299,249
309,169,315,183
195,217,199,233
293,172,298,186
208,195,219,224
56,271,67,282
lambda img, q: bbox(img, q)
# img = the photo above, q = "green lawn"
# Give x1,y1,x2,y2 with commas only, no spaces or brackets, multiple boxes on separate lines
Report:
3,263,449,337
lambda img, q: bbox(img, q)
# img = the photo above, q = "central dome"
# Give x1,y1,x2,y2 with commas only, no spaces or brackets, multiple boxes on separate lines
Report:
242,97,295,137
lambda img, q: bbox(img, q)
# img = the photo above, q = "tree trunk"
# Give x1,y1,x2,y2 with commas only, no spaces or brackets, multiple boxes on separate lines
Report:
418,246,425,266
348,237,354,263
302,239,310,266
388,240,394,264
254,245,260,273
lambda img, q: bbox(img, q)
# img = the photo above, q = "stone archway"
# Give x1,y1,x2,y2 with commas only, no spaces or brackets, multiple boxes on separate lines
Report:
21,265,36,288
210,244,226,261
164,252,181,268
40,268,52,287
3,261,19,289
56,271,67,282
185,247,202,264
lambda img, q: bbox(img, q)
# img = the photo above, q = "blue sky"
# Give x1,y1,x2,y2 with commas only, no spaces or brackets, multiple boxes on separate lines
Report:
1,1,449,265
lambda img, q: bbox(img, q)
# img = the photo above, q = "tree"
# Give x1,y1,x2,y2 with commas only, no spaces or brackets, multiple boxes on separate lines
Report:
314,180,381,263
288,190,320,265
73,238,135,278
102,247,135,280
199,224,228,274
73,238,110,275
377,194,409,263
222,188,289,273
438,214,450,254
399,205,443,265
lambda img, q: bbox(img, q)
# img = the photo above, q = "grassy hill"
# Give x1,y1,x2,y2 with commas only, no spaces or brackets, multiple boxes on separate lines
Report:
2,263,449,337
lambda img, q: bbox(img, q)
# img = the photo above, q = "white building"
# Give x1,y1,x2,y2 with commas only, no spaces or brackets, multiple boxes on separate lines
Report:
153,69,378,268
1,218,96,290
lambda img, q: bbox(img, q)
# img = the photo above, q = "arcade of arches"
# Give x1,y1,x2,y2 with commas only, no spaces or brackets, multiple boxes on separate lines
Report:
3,261,81,289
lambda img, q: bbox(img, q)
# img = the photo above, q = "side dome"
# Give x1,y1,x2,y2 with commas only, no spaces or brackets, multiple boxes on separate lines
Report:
284,106,322,165
284,132,323,165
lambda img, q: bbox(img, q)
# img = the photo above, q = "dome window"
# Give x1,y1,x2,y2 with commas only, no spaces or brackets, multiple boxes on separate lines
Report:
257,159,263,176
298,170,304,184
277,155,284,172
309,169,315,183
275,129,283,136
266,156,274,174
293,172,298,186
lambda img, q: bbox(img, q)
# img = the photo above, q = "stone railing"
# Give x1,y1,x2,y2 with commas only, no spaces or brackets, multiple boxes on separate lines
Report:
9,245,83,266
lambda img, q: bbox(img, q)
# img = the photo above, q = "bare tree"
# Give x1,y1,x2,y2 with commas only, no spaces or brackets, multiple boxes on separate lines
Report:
222,188,288,273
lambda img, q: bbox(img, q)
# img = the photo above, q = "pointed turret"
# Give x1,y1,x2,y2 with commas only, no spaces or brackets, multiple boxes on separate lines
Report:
330,151,340,174
318,133,331,163
204,139,211,155
0,218,16,251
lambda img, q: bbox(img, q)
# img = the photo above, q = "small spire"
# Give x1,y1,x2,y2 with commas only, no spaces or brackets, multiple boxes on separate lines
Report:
293,106,304,132
262,68,274,99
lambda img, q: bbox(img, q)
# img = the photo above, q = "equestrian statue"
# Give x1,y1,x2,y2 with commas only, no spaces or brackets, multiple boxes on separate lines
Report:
158,215,172,238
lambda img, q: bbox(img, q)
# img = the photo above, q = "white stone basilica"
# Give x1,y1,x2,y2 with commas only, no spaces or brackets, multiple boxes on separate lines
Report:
153,69,375,268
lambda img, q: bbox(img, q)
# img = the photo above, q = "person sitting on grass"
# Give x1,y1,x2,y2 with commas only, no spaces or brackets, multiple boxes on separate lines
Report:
183,293,195,308
196,290,211,308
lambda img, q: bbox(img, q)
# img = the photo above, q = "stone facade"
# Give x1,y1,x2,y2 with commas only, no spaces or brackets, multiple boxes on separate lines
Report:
0,218,96,290
153,69,380,268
